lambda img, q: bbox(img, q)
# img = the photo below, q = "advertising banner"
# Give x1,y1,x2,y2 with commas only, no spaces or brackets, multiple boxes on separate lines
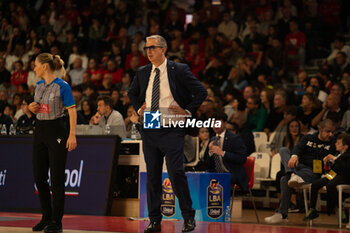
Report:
139,172,230,222
0,136,119,215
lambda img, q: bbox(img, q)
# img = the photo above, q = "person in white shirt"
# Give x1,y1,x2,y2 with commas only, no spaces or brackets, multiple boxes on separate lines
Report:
327,35,350,63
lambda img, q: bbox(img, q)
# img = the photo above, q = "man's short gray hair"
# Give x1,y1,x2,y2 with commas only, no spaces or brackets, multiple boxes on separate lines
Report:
146,35,167,49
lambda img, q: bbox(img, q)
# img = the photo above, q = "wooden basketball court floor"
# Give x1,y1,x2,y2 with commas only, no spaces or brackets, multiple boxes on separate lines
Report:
0,210,349,233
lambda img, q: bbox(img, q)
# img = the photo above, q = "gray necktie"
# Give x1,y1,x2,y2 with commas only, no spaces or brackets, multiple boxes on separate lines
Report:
213,136,228,173
151,68,160,111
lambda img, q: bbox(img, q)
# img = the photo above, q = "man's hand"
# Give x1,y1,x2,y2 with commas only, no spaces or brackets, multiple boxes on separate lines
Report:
90,112,102,125
323,154,336,163
209,141,224,156
138,102,146,116
130,111,139,123
169,105,190,116
28,102,40,114
288,156,299,168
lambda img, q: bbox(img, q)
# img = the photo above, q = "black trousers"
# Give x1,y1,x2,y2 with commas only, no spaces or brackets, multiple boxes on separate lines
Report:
33,117,68,223
142,128,195,222
310,176,350,214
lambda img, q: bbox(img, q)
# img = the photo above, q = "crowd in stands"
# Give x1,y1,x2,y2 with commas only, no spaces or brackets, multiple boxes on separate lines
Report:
0,0,349,137
1,0,350,223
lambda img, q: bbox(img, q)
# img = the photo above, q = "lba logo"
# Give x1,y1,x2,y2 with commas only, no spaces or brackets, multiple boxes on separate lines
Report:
143,110,161,129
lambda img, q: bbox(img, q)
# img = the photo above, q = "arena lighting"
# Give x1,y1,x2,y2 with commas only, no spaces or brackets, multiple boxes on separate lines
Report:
212,0,221,5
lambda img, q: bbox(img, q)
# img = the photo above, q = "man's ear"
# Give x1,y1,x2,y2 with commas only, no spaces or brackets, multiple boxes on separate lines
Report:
344,144,349,151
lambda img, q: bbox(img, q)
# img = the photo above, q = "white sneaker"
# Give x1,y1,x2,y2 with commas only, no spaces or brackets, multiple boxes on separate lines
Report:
264,213,288,224
288,173,305,188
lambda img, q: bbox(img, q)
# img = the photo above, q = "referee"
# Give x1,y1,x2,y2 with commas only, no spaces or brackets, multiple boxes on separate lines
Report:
29,53,77,233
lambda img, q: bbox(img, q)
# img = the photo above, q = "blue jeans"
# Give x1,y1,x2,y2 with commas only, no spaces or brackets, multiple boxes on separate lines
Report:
277,147,321,216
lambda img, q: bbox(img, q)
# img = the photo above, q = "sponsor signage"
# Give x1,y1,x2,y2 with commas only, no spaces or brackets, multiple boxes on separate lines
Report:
0,136,120,215
139,172,230,222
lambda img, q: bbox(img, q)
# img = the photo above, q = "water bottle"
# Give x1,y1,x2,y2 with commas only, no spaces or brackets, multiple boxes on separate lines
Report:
1,124,7,135
104,124,111,135
224,205,231,222
130,123,138,139
9,124,16,135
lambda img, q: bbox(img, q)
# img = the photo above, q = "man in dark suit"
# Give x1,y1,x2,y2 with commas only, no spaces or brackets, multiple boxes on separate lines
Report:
208,112,249,192
128,35,207,233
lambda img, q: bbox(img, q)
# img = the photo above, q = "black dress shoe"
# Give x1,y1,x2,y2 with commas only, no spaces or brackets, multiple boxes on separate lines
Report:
182,219,196,232
144,221,161,233
32,218,51,231
44,221,62,233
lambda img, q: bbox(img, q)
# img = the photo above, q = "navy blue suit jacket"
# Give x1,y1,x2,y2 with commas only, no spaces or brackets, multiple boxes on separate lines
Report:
128,60,207,134
208,130,249,192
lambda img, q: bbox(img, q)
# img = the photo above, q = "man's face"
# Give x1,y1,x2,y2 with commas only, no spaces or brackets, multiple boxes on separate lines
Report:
97,100,108,116
107,60,116,71
318,122,335,141
274,94,285,109
72,91,82,103
246,98,258,111
73,58,82,69
145,38,165,65
326,94,339,108
213,120,225,134
243,87,253,100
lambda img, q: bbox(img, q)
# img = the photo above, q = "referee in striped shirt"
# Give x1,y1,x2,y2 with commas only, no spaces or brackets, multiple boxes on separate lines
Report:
29,53,77,233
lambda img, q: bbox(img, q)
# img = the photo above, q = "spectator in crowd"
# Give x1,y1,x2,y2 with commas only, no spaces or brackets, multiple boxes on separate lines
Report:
331,82,348,112
12,93,23,122
285,19,306,69
270,106,298,156
71,86,83,111
189,127,210,171
67,43,88,70
246,95,268,132
265,90,288,134
11,60,28,91
37,14,52,40
312,93,343,127
326,35,350,63
27,58,41,94
0,57,11,86
265,119,336,224
99,73,114,93
103,59,123,85
86,57,102,87
305,133,350,220
260,87,274,114
231,110,255,156
340,76,350,107
218,11,238,41
17,94,35,133
297,92,321,127
77,99,95,125
274,118,303,212
330,52,350,80
0,100,12,133
207,112,248,193
68,57,85,87
116,73,131,96
89,95,126,137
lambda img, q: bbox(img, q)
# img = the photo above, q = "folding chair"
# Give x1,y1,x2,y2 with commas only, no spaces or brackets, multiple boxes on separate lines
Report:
337,185,350,228
253,132,270,153
230,157,259,223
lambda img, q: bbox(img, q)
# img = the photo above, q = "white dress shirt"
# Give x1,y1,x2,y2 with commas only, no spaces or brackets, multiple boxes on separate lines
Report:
145,59,177,110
